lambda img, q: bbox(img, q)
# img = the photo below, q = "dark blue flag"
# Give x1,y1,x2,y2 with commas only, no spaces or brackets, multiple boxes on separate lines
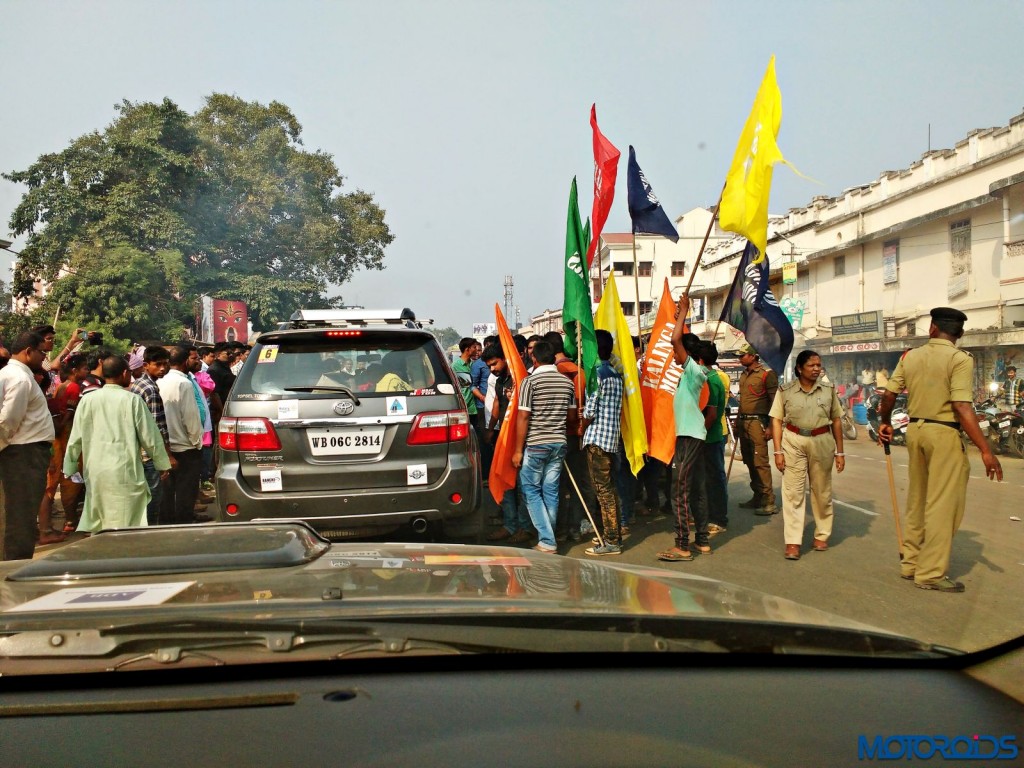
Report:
719,241,794,375
626,146,679,242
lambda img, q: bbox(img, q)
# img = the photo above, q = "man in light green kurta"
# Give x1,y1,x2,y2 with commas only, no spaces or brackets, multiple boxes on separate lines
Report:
63,357,171,532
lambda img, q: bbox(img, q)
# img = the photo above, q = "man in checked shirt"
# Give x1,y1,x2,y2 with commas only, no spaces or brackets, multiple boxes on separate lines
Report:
128,346,176,525
580,329,625,556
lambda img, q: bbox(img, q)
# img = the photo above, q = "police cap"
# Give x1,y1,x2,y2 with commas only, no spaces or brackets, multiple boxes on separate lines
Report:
736,343,757,356
930,307,967,323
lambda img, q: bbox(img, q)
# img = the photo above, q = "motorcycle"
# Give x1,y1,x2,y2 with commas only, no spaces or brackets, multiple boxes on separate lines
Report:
866,389,909,445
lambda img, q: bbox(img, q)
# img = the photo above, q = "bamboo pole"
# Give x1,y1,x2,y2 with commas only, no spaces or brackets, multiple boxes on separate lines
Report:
631,233,642,335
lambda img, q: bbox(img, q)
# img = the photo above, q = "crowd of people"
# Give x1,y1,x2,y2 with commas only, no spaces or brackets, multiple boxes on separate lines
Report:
0,324,251,562
461,295,742,560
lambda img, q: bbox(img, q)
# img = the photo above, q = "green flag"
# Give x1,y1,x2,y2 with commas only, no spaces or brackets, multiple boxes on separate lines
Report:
562,177,598,395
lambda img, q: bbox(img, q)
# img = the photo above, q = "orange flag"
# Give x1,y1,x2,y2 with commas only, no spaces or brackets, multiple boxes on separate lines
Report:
488,305,528,504
640,280,708,465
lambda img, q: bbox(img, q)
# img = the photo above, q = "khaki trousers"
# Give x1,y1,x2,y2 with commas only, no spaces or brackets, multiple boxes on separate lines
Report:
902,422,969,585
739,418,774,505
780,431,835,546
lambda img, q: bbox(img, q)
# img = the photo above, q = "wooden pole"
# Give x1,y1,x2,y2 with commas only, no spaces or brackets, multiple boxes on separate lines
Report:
631,233,642,335
678,189,725,332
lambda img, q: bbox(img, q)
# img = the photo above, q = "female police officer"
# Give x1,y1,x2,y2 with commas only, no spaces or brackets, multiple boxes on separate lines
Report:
769,350,845,560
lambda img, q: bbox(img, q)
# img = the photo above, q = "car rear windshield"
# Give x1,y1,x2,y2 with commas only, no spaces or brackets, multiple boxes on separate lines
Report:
234,333,453,397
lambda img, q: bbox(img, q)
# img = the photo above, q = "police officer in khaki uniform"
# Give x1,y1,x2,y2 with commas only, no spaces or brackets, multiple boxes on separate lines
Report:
879,307,1002,593
769,351,845,560
736,344,778,514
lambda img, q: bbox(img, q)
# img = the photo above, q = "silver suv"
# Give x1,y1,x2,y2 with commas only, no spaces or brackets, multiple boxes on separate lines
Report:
215,308,481,539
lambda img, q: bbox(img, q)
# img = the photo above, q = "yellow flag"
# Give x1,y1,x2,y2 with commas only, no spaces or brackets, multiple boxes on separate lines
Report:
718,55,787,263
594,274,648,475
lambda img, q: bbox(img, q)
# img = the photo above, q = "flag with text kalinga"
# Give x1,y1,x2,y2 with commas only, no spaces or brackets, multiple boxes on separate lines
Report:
562,177,598,396
640,280,687,465
719,241,794,376
488,304,529,505
584,104,621,269
594,274,648,476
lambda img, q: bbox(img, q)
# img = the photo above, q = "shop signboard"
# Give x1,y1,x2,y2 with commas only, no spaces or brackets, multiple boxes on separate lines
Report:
831,310,883,342
831,342,881,354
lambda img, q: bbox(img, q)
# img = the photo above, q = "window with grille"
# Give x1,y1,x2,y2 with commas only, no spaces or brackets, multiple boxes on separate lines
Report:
834,254,846,277
621,302,635,316
950,220,971,274
671,261,687,276
615,262,634,276
639,301,653,315
638,261,653,277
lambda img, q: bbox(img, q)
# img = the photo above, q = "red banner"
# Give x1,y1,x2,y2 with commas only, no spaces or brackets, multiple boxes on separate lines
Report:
212,299,249,343
585,104,620,268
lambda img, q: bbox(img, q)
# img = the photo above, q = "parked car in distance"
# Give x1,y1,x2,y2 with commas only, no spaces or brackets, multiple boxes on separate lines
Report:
215,308,481,540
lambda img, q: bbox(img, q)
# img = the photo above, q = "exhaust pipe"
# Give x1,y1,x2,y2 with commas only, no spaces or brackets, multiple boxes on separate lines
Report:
411,517,428,534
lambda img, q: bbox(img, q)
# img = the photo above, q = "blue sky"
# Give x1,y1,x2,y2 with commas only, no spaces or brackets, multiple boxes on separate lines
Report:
3,0,1023,333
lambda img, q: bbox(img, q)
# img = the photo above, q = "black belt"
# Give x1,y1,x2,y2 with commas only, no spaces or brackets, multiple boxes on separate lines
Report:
786,424,830,437
739,414,767,420
910,418,959,429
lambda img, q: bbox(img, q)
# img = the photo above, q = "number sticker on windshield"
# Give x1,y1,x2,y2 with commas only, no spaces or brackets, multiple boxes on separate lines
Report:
258,345,279,363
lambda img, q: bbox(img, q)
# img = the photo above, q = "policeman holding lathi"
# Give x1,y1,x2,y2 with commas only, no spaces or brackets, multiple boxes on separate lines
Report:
878,307,1002,593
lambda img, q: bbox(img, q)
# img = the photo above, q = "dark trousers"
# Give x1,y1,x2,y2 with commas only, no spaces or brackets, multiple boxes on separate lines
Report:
671,436,709,550
704,441,728,527
557,436,596,535
143,460,165,526
161,449,202,525
471,411,493,479
0,442,51,560
587,445,621,543
614,444,636,527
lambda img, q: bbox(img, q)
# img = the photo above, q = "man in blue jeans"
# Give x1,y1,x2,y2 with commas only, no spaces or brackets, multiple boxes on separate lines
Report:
512,341,576,553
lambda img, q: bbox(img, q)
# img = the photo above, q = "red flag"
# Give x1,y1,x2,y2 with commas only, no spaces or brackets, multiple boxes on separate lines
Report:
640,281,708,464
488,305,528,504
585,104,620,268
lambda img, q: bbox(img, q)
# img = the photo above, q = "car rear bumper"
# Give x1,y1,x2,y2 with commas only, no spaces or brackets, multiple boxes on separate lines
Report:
214,452,479,534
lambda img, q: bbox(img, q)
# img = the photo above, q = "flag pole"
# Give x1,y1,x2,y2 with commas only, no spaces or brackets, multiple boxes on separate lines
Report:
631,233,642,334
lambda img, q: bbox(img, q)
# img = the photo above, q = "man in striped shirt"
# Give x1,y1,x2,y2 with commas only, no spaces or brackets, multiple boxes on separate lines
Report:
581,330,624,556
512,341,576,553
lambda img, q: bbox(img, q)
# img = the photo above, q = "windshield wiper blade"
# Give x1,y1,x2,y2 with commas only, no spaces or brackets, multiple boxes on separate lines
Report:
283,385,360,403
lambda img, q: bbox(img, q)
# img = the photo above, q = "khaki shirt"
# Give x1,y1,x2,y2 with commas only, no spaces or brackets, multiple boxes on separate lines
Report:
770,379,842,430
886,338,973,422
738,363,778,415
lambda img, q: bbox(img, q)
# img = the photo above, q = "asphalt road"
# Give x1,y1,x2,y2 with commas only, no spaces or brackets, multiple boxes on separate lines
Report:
551,430,1024,653
37,426,1022,653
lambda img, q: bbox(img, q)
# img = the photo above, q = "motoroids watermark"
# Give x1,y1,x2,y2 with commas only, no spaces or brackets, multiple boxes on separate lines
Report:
858,734,1018,761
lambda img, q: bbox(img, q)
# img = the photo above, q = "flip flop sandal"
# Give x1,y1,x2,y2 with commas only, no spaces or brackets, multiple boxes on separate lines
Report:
694,545,713,555
657,548,693,562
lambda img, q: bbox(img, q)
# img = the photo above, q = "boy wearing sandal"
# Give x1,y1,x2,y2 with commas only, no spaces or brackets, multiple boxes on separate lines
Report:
658,295,712,563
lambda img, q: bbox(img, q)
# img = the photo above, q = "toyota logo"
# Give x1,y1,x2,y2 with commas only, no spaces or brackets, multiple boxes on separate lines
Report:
333,401,355,415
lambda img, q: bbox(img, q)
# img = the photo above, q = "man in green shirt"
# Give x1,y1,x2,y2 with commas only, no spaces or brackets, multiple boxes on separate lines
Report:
452,337,479,417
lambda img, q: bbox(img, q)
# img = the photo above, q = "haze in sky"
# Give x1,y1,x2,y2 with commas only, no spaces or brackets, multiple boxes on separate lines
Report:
3,0,1023,333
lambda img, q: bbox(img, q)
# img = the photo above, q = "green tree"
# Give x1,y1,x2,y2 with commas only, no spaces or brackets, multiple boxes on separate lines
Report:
4,95,393,341
430,326,463,351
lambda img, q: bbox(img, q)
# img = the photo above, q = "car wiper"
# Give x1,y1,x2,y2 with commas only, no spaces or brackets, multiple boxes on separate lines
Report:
283,386,360,403
0,616,724,668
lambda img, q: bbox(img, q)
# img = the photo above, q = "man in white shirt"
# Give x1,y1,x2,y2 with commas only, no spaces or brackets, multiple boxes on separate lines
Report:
158,346,204,525
0,332,56,559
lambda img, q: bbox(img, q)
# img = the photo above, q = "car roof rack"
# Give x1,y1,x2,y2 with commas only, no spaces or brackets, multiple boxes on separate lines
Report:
286,308,423,329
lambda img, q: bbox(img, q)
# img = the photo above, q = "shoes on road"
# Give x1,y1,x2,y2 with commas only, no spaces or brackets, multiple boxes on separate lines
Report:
486,527,512,541
738,497,762,509
507,530,532,544
707,523,727,537
755,504,778,516
915,577,965,593
585,543,622,556
812,539,828,552
532,544,557,554
784,544,801,560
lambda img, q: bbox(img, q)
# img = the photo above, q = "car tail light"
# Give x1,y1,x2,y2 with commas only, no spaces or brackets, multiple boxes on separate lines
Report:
407,410,470,445
324,330,362,338
219,417,282,451
225,503,240,516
